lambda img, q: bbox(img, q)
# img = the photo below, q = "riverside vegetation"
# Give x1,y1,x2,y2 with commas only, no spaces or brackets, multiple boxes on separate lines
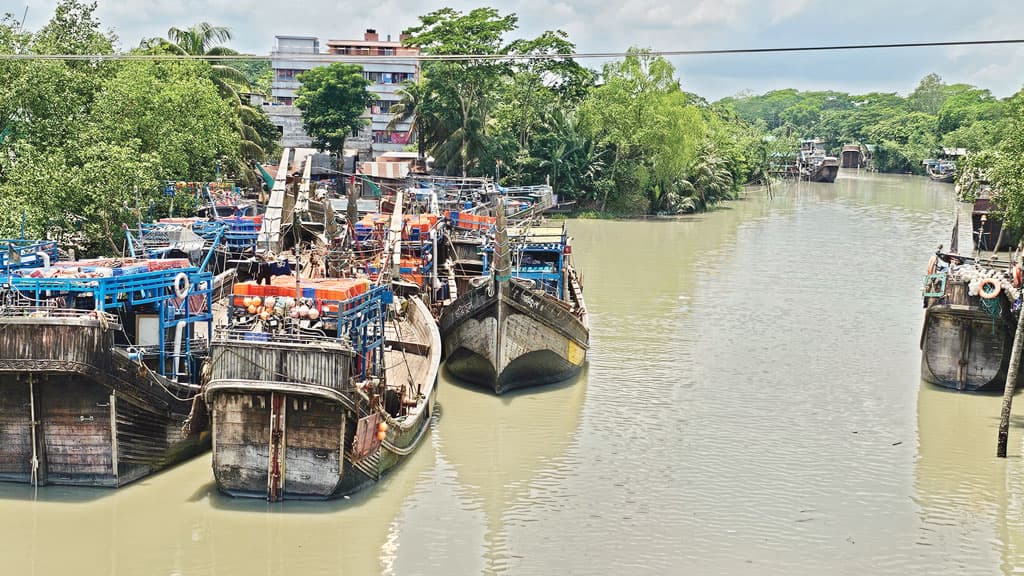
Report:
5,1,1024,254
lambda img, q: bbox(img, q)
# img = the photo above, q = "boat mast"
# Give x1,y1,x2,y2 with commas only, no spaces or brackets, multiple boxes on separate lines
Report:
494,196,510,284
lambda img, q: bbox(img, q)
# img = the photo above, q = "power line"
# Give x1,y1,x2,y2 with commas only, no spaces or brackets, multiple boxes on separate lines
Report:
1,38,1023,62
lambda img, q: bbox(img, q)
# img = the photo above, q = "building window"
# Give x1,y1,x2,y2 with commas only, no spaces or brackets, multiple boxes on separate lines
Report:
373,130,410,144
382,47,394,56
369,100,399,114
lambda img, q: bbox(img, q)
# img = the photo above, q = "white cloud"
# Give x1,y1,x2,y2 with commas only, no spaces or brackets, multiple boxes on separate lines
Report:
15,0,1024,99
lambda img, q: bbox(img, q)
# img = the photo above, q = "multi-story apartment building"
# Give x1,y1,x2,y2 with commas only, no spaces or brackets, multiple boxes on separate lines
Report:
268,30,420,157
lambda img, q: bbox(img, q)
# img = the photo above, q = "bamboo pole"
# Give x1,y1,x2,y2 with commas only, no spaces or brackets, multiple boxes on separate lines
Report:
998,274,1024,457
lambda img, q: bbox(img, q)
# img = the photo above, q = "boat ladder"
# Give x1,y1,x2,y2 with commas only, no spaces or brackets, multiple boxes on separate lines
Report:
349,449,381,481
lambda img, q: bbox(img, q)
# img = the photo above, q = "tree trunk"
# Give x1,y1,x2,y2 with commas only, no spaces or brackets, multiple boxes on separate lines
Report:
998,265,1024,457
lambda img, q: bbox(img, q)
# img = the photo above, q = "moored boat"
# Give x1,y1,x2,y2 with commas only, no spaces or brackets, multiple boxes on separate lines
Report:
203,278,439,500
925,159,956,183
439,202,589,393
972,187,1020,252
840,144,865,169
203,193,440,501
920,252,1020,391
798,139,839,183
0,240,219,487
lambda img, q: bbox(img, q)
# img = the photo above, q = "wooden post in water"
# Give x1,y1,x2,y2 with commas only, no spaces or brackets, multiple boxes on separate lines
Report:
998,260,1024,457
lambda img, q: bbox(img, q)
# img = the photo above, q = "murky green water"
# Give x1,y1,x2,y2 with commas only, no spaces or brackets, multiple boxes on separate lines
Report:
3,172,1024,575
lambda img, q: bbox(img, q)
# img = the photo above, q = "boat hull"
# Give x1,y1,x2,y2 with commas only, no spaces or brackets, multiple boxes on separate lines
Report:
440,278,589,394
206,384,436,500
920,299,1012,392
0,316,207,487
205,296,440,501
809,164,839,183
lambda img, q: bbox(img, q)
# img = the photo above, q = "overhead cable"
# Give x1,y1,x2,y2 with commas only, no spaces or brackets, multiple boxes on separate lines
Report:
1,38,1022,62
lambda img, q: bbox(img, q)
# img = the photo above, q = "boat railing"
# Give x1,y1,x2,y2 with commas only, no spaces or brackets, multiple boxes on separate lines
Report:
126,222,226,272
215,326,349,348
0,239,59,272
0,305,120,325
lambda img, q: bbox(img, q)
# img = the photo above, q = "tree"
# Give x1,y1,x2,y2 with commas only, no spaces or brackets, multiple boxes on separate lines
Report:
387,79,436,161
137,22,276,191
909,73,947,115
295,63,375,159
403,7,517,175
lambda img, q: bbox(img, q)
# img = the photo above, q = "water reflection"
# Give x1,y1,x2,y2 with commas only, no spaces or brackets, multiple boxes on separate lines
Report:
3,173,1024,575
0,418,439,576
914,381,1024,575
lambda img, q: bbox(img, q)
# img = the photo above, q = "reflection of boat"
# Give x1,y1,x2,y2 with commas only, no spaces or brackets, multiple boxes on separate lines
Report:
428,367,587,569
0,234,221,487
920,252,1019,391
439,206,589,394
798,139,839,183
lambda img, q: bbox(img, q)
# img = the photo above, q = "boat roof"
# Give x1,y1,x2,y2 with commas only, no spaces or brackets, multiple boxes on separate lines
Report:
508,225,566,244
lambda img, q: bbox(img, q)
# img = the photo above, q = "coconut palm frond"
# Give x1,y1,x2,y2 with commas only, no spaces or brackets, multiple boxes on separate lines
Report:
211,65,249,88
241,125,262,144
240,139,266,160
212,77,242,106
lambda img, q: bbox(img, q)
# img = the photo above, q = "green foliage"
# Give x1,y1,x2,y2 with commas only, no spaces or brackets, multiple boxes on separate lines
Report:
0,3,254,255
983,91,1024,233
295,63,375,157
403,7,518,176
722,74,1012,176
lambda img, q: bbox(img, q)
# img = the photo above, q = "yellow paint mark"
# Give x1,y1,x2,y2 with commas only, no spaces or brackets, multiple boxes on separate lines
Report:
568,340,586,365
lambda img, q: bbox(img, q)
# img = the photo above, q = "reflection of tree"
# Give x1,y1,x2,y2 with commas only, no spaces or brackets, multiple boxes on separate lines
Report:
914,382,1024,574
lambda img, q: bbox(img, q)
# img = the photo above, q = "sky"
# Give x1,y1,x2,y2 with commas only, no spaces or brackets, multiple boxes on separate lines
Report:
11,0,1024,100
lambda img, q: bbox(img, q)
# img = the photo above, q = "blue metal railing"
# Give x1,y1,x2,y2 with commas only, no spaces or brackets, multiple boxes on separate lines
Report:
0,239,59,272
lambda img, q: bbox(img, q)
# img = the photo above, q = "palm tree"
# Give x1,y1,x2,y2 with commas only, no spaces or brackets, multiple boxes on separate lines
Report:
387,80,435,163
687,150,735,210
140,23,270,185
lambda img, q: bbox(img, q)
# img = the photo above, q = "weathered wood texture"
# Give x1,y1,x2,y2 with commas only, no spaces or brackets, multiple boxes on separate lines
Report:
212,393,272,495
0,318,111,372
921,279,1012,391
211,340,352,389
207,296,440,500
0,318,207,487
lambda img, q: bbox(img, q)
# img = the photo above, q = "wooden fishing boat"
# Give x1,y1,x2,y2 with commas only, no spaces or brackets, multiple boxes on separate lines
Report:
798,139,839,183
840,144,865,169
0,236,220,487
920,253,1019,391
203,194,440,501
439,203,589,394
925,159,956,183
972,188,1019,252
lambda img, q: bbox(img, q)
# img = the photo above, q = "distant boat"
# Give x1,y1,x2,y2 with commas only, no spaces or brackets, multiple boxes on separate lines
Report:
439,201,589,394
840,144,865,169
798,139,839,183
925,159,956,183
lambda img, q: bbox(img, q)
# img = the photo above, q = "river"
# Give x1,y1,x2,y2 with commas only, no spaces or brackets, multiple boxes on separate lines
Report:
2,172,1023,575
